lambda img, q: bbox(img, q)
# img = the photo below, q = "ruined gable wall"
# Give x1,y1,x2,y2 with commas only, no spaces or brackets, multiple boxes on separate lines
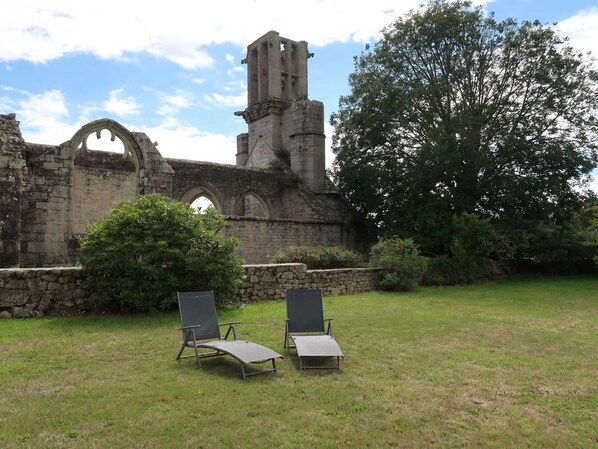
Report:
71,150,139,234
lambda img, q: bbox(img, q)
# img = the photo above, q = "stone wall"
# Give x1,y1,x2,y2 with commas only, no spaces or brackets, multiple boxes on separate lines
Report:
239,264,381,301
0,267,90,318
0,114,26,267
0,264,381,318
225,217,352,263
1,114,360,268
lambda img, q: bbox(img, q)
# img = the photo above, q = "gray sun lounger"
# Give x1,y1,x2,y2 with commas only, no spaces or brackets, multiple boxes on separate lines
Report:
284,288,344,370
176,291,283,379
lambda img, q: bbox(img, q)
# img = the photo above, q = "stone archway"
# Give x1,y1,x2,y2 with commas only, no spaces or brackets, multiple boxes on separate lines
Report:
232,190,271,218
180,185,224,215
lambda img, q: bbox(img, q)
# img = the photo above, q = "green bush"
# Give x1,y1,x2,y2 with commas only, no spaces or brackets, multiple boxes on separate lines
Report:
420,213,496,285
79,193,244,312
370,238,428,291
270,245,364,269
422,255,495,285
450,212,494,259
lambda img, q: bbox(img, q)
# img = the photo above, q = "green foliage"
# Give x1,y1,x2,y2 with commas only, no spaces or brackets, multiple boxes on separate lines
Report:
267,147,300,187
526,203,598,274
270,245,364,269
585,207,598,268
423,255,495,285
421,213,496,284
331,0,598,267
370,238,428,291
78,193,244,312
449,213,493,259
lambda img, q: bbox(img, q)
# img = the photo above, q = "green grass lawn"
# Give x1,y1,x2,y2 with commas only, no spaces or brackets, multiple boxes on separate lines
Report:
1,276,597,448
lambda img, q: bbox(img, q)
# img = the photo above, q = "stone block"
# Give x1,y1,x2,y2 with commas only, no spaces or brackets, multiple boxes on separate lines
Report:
12,307,34,318
0,291,28,306
46,282,62,291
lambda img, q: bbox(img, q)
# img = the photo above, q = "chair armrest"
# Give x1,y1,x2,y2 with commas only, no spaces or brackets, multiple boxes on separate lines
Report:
218,321,241,327
220,322,239,340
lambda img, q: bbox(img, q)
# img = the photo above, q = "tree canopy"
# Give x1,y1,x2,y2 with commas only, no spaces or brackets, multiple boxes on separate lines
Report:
331,0,598,264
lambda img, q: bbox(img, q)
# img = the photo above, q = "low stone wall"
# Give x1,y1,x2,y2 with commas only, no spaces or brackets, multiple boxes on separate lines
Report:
0,267,91,318
0,264,381,318
240,263,381,301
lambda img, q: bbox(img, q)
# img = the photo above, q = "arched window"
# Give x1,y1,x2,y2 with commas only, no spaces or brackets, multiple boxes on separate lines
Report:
180,186,223,214
83,129,126,153
191,195,216,214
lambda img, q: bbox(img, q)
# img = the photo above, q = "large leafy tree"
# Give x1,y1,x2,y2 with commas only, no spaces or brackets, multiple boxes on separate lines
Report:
331,1,598,259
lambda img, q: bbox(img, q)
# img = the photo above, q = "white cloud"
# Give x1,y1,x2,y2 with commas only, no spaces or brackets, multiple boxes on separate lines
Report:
0,0,426,67
144,117,236,164
156,90,194,116
557,8,598,60
227,66,245,77
103,89,140,117
14,90,80,144
203,92,246,109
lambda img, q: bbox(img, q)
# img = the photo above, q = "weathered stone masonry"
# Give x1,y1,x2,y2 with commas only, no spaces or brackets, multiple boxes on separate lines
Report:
0,31,364,268
0,265,381,318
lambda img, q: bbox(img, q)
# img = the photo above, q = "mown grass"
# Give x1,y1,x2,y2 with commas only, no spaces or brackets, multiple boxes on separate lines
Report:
1,276,597,448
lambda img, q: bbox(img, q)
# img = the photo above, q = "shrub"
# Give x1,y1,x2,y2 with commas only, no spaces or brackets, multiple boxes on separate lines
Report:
370,238,428,291
270,245,364,269
79,193,244,312
421,213,496,285
423,255,495,285
449,213,493,257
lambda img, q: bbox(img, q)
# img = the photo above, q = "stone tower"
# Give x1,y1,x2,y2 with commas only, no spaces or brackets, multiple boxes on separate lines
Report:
236,31,326,192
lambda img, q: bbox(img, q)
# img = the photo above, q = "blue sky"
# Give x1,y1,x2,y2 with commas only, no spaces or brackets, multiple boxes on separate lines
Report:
1,0,597,191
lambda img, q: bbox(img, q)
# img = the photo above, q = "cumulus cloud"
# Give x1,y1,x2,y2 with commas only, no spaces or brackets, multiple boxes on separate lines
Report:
0,0,425,67
103,89,141,117
202,92,246,109
156,90,194,116
557,7,598,59
144,117,236,164
14,90,80,144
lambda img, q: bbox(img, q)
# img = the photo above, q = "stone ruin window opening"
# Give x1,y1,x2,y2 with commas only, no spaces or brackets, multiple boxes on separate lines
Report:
191,195,216,214
82,129,126,154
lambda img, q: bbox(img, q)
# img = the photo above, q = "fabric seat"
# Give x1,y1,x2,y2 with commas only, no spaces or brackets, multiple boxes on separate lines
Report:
284,288,343,370
176,291,282,379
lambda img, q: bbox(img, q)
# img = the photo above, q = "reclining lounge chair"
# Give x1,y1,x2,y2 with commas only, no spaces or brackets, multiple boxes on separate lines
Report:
176,291,283,379
284,288,344,370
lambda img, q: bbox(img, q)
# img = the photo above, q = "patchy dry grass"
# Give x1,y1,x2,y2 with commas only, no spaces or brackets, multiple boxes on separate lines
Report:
0,276,597,448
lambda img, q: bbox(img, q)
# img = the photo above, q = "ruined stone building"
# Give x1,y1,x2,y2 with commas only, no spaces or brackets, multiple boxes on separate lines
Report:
0,31,358,268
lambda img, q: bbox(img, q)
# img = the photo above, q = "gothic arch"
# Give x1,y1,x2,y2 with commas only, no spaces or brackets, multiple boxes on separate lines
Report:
233,190,271,218
67,118,146,171
66,119,148,235
180,185,224,214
